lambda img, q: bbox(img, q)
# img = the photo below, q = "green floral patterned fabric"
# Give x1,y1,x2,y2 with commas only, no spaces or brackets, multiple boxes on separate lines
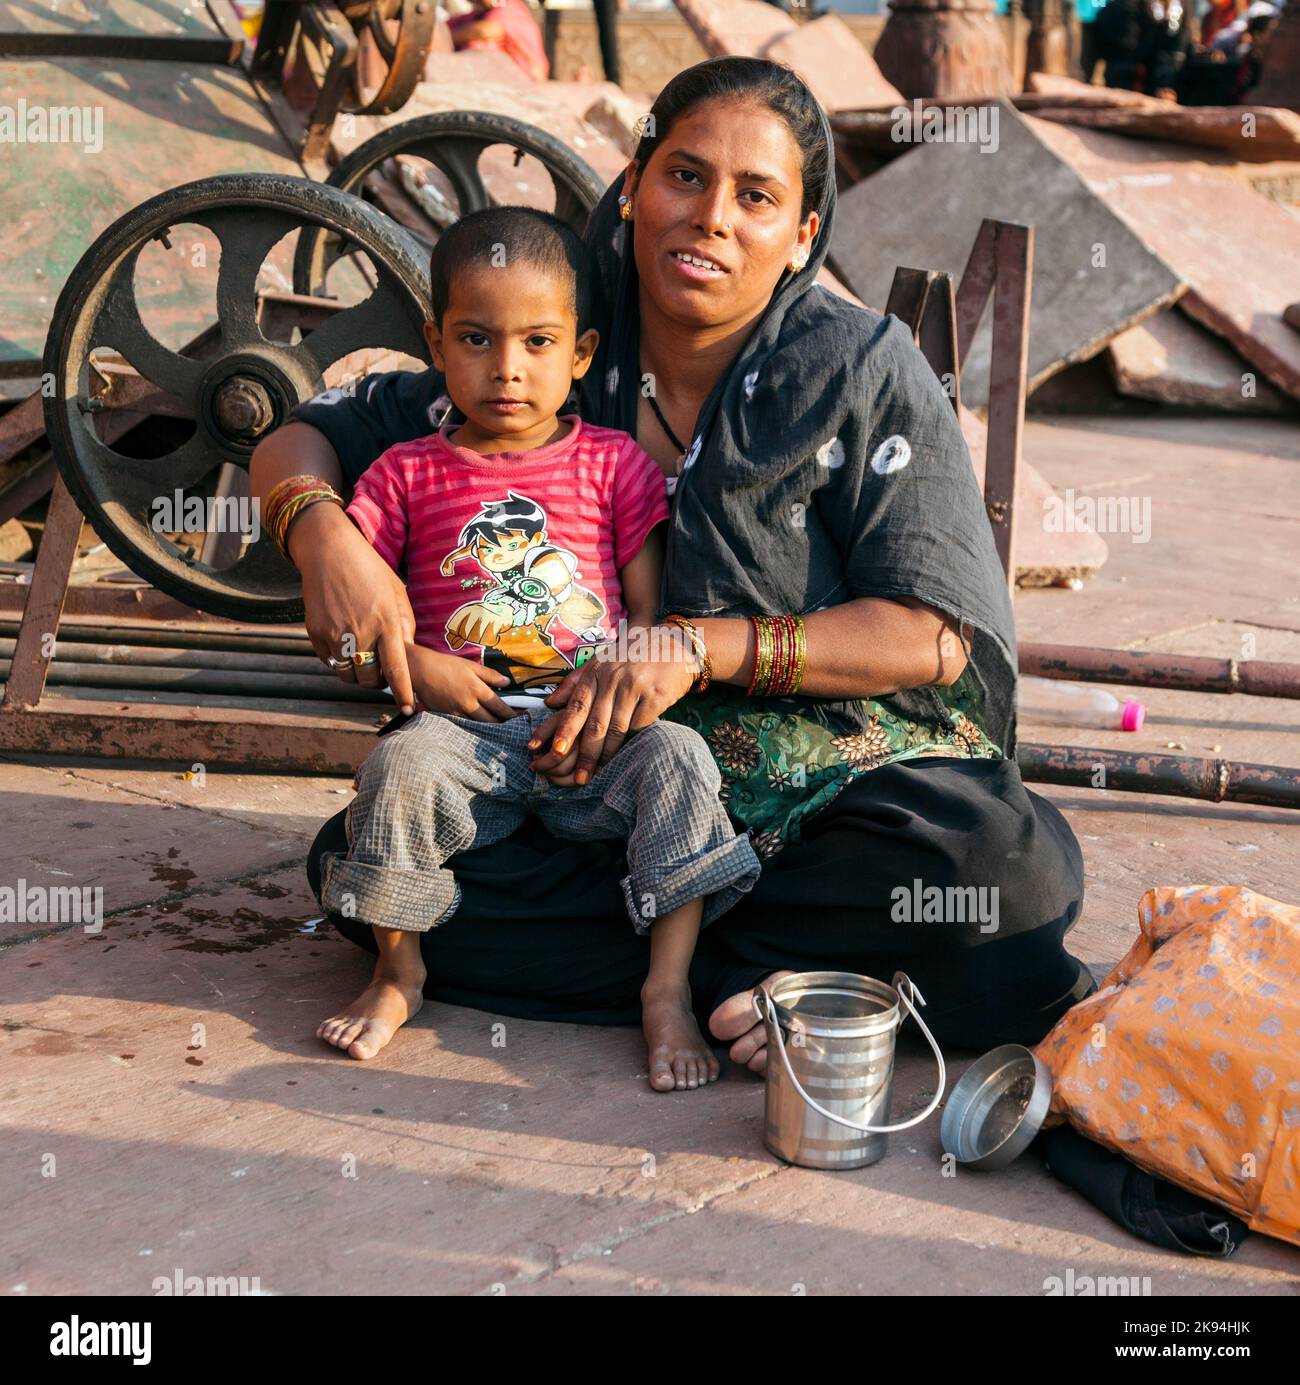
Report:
662,671,1003,859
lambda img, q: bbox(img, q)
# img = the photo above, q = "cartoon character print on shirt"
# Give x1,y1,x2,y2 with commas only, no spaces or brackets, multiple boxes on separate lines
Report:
439,491,610,690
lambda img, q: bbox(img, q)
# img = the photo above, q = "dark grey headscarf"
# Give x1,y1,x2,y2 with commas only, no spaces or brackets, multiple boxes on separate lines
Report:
581,88,1020,755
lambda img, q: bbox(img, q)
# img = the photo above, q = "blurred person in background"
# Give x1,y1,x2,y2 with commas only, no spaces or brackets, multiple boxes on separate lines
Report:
1095,0,1194,97
1178,0,1278,101
449,0,550,81
1198,0,1247,43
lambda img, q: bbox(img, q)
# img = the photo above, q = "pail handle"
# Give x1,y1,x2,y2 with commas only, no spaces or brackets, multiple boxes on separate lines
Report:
753,972,946,1135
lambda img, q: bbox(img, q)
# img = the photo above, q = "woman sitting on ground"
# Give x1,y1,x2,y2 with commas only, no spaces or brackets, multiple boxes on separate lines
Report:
250,57,1092,1073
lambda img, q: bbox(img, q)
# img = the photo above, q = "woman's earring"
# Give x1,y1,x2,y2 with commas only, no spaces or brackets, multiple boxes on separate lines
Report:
619,195,633,222
788,247,809,272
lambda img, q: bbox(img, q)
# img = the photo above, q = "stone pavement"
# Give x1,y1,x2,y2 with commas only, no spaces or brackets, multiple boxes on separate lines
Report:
2,412,1298,1295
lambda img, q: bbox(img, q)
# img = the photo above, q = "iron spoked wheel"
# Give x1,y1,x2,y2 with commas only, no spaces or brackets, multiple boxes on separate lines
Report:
43,173,431,624
292,111,607,298
341,0,437,116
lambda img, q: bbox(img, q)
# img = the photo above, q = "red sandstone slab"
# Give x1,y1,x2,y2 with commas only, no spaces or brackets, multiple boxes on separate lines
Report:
0,868,782,1295
0,760,308,942
1013,412,1300,649
831,106,1185,411
418,48,529,86
1029,105,1300,166
763,13,902,114
1021,73,1166,109
526,1104,1300,1292
1029,118,1300,401
671,0,797,58
1108,307,1292,413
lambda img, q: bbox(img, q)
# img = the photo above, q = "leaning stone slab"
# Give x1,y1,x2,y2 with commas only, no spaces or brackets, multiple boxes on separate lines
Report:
1107,308,1291,413
763,14,902,113
1032,117,1300,400
672,0,797,58
829,104,1184,410
1028,104,1300,166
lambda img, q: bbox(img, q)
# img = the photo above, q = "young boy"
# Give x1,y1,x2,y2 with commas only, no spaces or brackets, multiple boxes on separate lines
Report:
315,207,761,1091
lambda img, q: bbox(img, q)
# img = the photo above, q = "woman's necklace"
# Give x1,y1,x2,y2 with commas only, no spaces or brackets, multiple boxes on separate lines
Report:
645,386,688,473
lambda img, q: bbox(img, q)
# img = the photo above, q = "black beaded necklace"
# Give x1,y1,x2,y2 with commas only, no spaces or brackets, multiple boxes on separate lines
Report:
645,387,688,470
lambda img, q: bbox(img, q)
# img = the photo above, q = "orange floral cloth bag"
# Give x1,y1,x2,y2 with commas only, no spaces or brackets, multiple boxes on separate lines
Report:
1035,884,1300,1245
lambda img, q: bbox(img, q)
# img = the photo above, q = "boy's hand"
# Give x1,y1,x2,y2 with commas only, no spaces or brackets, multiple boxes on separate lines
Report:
406,644,519,722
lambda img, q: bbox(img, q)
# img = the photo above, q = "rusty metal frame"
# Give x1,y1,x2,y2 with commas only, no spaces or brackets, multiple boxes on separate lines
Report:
884,268,961,414
250,2,360,171
886,217,1033,593
0,283,387,770
957,219,1033,594
0,697,375,774
248,1,436,172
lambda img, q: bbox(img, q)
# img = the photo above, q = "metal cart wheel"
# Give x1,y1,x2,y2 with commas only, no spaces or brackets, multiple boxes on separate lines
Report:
291,110,607,297
340,0,438,116
42,173,431,624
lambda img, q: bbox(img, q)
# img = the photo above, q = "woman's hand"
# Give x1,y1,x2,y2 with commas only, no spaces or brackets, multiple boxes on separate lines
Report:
292,504,419,714
406,644,519,722
527,628,696,785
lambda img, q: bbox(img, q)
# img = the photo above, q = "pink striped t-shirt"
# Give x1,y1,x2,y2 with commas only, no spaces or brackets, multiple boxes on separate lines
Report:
347,415,670,694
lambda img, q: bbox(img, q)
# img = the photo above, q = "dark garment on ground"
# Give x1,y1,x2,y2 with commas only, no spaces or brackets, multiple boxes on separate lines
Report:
1039,1125,1249,1256
308,753,1092,1049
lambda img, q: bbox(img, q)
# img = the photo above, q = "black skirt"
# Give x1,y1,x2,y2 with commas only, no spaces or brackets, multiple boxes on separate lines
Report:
308,754,1091,1047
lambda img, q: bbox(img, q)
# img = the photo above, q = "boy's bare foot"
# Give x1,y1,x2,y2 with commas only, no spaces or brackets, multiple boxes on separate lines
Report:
317,958,426,1061
642,983,720,1092
707,970,795,1075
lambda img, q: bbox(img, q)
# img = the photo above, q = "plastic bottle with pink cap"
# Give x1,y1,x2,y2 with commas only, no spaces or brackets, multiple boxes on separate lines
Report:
1017,675,1146,732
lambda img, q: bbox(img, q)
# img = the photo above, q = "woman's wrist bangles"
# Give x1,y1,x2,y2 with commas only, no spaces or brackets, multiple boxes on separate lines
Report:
747,614,807,698
661,613,712,694
263,474,345,561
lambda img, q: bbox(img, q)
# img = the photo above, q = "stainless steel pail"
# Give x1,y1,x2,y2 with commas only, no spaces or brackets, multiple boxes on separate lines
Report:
755,971,946,1170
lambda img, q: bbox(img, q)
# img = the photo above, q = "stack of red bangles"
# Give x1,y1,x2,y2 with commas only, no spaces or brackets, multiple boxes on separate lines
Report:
747,614,807,697
264,474,345,560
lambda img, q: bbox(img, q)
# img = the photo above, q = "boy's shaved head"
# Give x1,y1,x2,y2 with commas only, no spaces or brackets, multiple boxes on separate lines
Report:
429,206,597,332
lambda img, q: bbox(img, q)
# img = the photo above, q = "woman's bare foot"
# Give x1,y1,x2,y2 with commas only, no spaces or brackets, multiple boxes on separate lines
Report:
707,970,795,1075
317,948,426,1061
642,983,720,1092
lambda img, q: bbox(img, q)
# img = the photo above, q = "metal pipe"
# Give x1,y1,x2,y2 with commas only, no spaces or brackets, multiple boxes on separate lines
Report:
0,617,315,656
1019,643,1300,699
39,683,391,720
0,636,330,677
0,659,390,703
1017,742,1300,810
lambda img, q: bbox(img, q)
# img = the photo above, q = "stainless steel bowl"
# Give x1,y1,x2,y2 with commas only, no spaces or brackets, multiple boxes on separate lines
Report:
940,1044,1052,1170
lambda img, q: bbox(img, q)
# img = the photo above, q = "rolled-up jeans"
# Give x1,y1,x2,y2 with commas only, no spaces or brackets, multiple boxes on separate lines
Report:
321,708,762,937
